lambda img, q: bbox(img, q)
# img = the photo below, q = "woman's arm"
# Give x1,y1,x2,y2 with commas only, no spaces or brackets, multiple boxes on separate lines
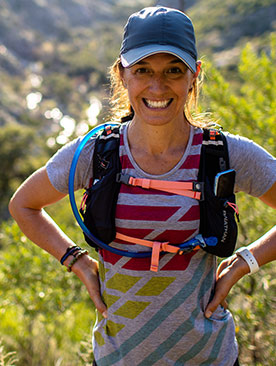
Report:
205,182,276,318
9,167,73,257
9,167,107,317
259,180,276,209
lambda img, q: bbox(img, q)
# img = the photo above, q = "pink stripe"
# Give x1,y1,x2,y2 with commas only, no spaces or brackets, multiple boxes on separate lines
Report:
180,154,200,169
116,227,153,241
100,249,122,265
122,256,156,271
154,229,197,244
161,250,197,271
119,134,124,146
179,205,200,221
116,205,179,221
120,154,134,169
192,131,203,145
122,246,197,271
103,247,197,271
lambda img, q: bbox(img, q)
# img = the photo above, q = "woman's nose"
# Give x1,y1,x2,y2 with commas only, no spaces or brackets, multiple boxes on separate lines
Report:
148,73,168,93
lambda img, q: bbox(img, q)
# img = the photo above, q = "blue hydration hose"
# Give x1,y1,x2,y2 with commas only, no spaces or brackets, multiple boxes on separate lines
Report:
68,123,217,258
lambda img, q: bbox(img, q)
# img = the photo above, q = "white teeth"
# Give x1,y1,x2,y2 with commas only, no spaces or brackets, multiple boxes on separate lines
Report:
145,99,171,109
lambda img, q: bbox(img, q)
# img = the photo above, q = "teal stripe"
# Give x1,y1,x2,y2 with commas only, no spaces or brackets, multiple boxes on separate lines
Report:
175,317,213,364
199,321,228,366
97,254,209,366
137,266,214,366
138,308,200,366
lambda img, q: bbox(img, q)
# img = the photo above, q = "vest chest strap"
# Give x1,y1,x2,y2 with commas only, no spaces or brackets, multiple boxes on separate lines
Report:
116,173,204,200
114,232,214,272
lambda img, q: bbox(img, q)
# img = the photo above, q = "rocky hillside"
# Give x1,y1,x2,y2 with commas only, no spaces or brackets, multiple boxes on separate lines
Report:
0,0,275,128
1,0,275,75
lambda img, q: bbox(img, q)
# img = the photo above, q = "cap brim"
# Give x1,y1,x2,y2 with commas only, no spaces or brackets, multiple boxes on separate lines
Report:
120,44,196,73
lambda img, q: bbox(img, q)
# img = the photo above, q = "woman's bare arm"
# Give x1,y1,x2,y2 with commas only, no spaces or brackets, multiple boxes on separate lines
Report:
205,182,276,318
9,166,74,258
9,167,107,317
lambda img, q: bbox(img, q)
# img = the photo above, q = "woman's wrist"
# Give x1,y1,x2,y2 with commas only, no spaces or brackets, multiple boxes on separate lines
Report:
235,247,259,274
228,254,251,280
70,253,98,276
67,250,88,272
63,250,90,270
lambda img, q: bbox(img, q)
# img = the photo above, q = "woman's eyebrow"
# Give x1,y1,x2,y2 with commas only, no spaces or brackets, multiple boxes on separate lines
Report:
135,60,148,65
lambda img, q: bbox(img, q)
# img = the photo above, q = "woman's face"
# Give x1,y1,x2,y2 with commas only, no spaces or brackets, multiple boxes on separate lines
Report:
121,53,197,127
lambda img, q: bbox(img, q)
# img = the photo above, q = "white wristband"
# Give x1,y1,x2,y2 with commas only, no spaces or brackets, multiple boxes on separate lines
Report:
235,247,259,275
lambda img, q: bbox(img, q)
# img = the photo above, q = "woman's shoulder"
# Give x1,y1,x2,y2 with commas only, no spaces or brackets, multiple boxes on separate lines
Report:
223,131,275,160
46,133,97,194
223,131,276,196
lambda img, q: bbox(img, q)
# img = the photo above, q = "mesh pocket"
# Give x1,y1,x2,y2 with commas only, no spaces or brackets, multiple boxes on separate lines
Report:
200,178,238,257
81,169,121,247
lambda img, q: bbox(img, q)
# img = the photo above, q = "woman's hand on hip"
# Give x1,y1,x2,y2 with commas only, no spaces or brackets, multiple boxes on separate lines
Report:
204,255,249,318
70,254,108,318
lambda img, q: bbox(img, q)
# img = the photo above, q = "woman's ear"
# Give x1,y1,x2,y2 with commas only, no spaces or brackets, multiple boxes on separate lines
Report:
194,61,202,78
119,65,127,88
189,61,201,92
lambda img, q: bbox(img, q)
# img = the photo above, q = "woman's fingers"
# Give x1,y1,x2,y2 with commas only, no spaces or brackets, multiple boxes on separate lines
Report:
205,255,249,318
85,274,108,318
220,299,228,310
204,276,230,318
72,255,108,318
205,260,236,318
216,257,233,279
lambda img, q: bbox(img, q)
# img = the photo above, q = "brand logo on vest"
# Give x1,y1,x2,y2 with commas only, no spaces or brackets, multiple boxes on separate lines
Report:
221,210,228,243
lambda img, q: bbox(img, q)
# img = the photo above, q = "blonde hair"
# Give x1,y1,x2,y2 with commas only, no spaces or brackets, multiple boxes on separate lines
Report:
108,58,209,128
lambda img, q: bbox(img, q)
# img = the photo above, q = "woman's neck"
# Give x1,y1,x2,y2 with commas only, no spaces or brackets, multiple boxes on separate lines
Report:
127,117,191,174
128,116,190,154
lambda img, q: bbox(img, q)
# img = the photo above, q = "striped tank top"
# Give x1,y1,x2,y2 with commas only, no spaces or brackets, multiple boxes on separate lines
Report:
93,123,238,366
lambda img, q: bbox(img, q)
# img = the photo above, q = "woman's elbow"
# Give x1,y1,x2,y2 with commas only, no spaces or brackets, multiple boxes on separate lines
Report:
9,191,23,220
259,182,276,209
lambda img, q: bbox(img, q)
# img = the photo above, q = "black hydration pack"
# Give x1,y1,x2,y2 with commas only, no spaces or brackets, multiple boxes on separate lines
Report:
80,124,239,258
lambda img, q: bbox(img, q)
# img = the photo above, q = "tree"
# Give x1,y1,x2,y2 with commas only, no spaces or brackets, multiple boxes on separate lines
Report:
201,35,276,365
0,125,43,219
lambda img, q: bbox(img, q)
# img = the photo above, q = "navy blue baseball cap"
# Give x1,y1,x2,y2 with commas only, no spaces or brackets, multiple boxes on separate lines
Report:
120,7,198,73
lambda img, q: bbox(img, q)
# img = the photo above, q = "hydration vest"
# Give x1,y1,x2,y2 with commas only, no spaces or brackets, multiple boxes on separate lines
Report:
80,124,239,270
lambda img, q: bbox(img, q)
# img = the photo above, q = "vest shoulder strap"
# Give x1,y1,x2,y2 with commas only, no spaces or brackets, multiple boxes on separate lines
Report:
198,128,229,186
93,124,121,180
93,126,229,189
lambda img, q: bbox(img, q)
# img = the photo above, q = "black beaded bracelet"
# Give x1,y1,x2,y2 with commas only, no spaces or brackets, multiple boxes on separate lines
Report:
60,245,82,265
67,250,88,272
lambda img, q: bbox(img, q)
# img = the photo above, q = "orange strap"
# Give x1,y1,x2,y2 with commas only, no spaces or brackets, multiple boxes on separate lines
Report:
127,177,202,200
115,232,199,272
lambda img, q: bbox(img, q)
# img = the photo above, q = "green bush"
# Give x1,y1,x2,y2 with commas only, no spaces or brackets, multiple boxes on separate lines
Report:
202,35,276,365
0,216,96,365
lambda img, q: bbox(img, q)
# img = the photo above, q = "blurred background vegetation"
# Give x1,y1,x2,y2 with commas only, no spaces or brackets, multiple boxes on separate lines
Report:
0,0,275,365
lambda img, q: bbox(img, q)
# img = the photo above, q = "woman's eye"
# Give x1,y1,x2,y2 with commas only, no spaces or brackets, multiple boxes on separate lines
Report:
135,68,150,74
167,67,182,74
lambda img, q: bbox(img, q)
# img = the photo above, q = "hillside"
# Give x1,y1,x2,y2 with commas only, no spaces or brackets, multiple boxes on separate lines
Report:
1,0,275,74
189,0,276,67
0,0,275,129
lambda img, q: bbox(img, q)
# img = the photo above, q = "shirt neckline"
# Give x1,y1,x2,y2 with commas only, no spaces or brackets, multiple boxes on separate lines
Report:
122,121,195,179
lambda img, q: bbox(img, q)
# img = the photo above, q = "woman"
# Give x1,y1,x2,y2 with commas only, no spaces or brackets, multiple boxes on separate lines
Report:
9,6,276,366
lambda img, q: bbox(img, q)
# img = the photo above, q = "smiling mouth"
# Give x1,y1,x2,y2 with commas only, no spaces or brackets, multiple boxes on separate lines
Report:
143,98,173,109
